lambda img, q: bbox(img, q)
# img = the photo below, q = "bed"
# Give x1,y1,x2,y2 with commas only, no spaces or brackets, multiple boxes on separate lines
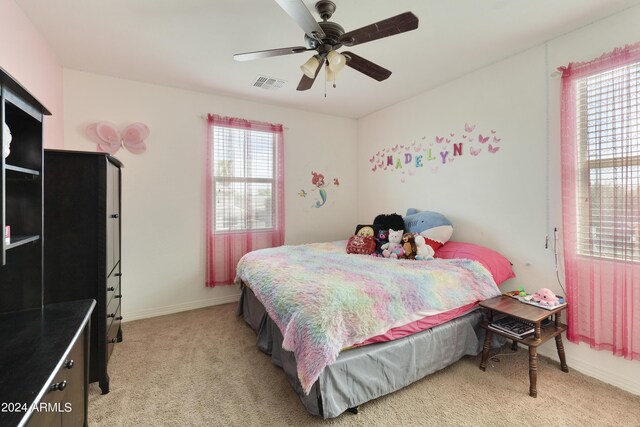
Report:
235,240,504,418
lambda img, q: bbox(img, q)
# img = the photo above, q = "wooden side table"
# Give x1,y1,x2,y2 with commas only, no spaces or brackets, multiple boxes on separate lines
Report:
479,296,569,397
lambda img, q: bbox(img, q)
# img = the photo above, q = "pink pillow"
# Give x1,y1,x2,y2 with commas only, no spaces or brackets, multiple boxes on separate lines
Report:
434,241,515,285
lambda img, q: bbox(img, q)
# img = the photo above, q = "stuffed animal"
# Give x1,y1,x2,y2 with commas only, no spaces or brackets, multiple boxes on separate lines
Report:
532,288,560,306
381,229,404,259
401,233,417,260
414,235,435,260
373,213,405,233
3,122,12,159
403,208,454,253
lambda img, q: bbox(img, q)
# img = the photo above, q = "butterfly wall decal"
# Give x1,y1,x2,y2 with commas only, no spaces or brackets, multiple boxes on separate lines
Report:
478,134,489,144
435,136,444,144
470,147,481,156
488,144,500,154
464,123,476,133
86,122,149,155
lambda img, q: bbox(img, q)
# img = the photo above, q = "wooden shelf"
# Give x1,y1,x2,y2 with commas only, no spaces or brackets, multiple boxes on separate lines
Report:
481,321,567,347
5,164,40,176
6,235,40,250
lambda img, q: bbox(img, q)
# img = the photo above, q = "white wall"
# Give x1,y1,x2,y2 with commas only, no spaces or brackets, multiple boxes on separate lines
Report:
0,0,63,148
62,70,358,321
357,6,640,395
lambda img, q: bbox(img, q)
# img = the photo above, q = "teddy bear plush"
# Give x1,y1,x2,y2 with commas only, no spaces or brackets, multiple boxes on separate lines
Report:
414,235,435,260
381,229,404,259
401,233,417,260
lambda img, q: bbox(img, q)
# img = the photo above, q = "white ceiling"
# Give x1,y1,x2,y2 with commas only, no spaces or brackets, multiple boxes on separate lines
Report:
16,0,640,118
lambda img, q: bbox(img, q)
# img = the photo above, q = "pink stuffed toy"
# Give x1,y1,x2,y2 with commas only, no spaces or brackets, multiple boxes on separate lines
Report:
381,229,405,259
532,288,559,306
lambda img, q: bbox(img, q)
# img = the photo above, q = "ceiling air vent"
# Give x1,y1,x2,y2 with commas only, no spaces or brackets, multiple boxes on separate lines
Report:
251,75,286,90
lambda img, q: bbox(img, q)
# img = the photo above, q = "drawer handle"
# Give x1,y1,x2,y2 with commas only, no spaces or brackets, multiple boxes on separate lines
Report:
115,294,122,299
115,273,122,277
115,316,123,321
50,380,67,392
107,313,115,318
64,359,74,369
110,213,119,219
109,338,117,344
107,287,115,292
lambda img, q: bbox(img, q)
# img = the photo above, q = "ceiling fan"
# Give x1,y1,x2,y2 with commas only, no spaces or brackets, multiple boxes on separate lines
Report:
233,0,419,91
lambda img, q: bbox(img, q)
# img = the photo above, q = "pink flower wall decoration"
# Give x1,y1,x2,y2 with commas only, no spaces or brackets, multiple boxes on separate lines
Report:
86,122,150,154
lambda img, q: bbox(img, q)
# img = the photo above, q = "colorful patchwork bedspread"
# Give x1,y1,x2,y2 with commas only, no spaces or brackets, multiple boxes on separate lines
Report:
235,241,501,394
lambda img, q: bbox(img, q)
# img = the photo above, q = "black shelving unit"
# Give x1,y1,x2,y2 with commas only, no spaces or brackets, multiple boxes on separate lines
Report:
0,66,50,313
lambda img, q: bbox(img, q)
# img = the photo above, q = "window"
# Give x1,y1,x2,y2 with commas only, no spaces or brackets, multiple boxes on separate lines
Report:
205,114,284,286
212,125,277,232
575,60,640,261
560,42,640,360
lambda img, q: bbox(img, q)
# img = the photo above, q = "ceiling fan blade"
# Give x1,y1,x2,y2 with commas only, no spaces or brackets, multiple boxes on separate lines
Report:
297,54,326,91
233,46,311,62
340,12,418,47
343,52,392,81
274,0,326,42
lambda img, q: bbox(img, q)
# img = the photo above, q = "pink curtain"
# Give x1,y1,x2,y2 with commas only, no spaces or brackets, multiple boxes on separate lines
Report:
560,42,640,359
205,114,285,286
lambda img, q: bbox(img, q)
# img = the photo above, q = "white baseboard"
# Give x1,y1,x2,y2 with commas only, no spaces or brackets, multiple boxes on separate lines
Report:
122,293,242,322
537,346,640,396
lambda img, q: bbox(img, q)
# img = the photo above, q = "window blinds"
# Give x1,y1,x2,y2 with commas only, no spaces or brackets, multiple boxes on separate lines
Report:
212,126,275,232
576,61,640,260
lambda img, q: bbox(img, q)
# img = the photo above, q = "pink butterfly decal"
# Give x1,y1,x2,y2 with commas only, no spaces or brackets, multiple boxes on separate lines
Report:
445,139,451,144
400,145,405,149
369,155,375,163
447,157,454,163
435,136,444,144
488,144,500,154
470,147,481,156
376,151,381,156
421,136,426,140
378,160,385,167
493,136,501,143
478,134,489,144
462,134,467,139
414,144,422,152
408,169,416,176
392,144,399,152
371,165,377,172
411,141,416,146
491,130,496,134
469,137,475,142
87,122,149,155
430,166,439,174
383,166,388,171
449,133,455,137
333,178,340,186
464,123,476,133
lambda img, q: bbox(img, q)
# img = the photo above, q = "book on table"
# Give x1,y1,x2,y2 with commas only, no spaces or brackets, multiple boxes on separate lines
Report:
489,316,535,338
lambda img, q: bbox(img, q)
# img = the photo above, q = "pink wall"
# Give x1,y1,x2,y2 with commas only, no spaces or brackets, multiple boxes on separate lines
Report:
0,0,63,148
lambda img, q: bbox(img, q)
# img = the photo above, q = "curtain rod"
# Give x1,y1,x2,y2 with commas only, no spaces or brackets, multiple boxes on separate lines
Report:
199,114,289,130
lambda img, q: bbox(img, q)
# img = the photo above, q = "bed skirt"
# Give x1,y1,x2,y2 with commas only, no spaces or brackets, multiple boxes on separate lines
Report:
237,284,497,418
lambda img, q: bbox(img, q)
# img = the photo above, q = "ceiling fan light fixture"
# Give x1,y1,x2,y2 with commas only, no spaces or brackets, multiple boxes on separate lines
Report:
300,55,321,78
327,50,346,73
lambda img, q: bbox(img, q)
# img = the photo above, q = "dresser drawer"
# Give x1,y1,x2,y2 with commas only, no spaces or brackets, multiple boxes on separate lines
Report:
27,329,85,427
107,303,121,359
106,272,120,305
106,290,121,330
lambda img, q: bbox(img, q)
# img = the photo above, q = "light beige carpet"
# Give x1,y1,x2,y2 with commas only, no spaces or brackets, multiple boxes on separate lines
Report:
89,303,640,426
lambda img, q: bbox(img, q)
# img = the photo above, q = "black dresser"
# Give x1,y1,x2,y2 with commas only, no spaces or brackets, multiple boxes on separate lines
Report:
44,150,123,394
0,300,95,427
